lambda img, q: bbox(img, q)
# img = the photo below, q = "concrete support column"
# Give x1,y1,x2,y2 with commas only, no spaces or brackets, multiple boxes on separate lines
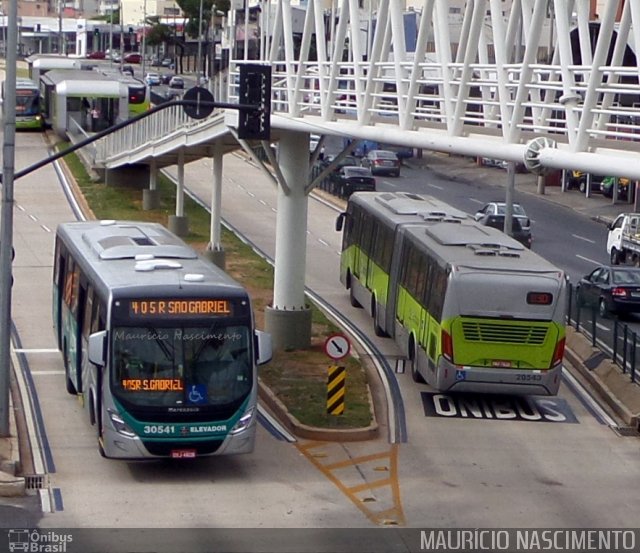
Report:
265,131,312,350
143,158,160,210
204,142,226,269
169,149,188,236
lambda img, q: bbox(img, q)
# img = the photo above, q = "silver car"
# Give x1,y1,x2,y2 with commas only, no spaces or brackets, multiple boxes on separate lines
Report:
474,201,531,232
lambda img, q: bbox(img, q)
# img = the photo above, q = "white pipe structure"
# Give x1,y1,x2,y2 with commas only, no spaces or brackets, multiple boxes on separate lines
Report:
209,142,224,252
94,0,640,181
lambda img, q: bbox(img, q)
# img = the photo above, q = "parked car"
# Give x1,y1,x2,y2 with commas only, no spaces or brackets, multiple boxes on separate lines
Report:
124,52,142,63
576,265,640,317
477,213,532,248
332,166,376,198
474,201,531,232
145,72,161,86
86,51,106,59
361,149,401,177
567,170,587,191
168,76,184,89
601,176,631,200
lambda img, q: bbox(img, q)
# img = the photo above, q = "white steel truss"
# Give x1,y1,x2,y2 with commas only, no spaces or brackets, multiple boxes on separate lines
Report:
97,0,640,179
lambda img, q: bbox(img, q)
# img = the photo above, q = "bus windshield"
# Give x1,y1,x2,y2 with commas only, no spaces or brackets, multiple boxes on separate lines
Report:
112,324,252,407
15,90,39,115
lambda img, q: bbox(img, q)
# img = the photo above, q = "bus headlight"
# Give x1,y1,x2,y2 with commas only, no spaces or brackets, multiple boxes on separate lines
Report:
108,409,136,437
230,407,255,435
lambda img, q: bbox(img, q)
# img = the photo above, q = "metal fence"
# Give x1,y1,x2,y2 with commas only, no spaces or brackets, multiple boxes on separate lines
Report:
569,282,638,384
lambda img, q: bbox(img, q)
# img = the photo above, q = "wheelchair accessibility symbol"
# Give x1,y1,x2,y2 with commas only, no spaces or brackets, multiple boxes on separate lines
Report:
188,384,207,404
455,370,466,381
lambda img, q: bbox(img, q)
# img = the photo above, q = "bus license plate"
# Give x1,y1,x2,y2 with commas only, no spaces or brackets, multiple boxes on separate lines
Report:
171,449,196,459
491,360,512,368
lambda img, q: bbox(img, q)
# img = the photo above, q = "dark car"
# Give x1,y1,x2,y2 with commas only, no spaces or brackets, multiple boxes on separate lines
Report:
576,266,640,317
478,214,532,249
160,73,174,85
123,52,142,63
332,166,376,198
120,65,134,77
361,149,401,177
86,51,106,59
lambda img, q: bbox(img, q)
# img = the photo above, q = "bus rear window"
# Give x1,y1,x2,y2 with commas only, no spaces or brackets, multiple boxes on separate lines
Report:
129,88,145,104
527,292,553,305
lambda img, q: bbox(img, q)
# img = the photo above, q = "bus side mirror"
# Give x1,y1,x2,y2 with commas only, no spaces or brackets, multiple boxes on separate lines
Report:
335,212,345,232
88,330,107,366
255,330,272,365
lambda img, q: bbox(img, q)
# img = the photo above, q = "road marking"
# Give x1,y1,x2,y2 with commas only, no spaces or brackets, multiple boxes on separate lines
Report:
29,214,38,222
30,371,65,376
468,198,485,204
296,441,405,526
259,199,267,206
576,254,601,265
572,234,596,244
318,238,329,246
382,181,397,188
13,348,59,353
41,224,52,233
428,183,443,190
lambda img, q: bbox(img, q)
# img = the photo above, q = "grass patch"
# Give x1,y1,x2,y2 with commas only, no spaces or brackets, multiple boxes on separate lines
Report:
56,142,373,429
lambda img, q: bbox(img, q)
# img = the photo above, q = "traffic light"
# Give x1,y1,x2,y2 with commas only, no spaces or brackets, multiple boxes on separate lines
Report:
94,28,100,37
238,64,271,140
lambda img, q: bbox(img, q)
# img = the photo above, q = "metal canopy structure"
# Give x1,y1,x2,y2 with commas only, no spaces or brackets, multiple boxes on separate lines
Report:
95,0,640,179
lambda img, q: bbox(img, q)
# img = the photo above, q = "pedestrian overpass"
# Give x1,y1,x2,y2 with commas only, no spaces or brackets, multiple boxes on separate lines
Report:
90,0,640,350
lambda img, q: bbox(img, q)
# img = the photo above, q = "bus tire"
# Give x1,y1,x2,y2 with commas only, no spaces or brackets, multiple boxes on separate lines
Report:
599,298,610,318
372,299,388,337
348,276,362,308
63,343,77,395
409,340,424,383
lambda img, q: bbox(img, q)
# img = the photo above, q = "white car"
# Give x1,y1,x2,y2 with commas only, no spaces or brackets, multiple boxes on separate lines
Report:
474,201,531,232
144,72,161,86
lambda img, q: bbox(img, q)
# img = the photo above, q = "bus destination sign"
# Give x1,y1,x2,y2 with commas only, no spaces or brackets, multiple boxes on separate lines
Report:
128,299,232,318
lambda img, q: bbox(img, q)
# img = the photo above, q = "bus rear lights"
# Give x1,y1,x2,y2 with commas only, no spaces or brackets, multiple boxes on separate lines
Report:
108,409,136,438
551,337,566,368
230,407,256,435
441,330,453,362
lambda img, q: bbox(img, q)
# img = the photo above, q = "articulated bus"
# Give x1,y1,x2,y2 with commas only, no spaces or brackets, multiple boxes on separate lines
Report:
336,192,568,396
53,220,272,459
1,78,44,130
100,69,150,117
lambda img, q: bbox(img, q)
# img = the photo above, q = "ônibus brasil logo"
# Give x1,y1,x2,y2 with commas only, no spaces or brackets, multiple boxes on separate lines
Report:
8,529,73,553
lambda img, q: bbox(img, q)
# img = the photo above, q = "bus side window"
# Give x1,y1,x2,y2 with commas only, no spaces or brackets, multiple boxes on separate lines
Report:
82,286,94,339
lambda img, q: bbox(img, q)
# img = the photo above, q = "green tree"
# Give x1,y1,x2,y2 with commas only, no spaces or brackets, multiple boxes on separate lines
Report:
175,0,230,39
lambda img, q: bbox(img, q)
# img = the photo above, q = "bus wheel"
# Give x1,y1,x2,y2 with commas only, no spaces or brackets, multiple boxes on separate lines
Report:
372,300,387,337
63,344,77,395
348,276,362,308
410,342,424,383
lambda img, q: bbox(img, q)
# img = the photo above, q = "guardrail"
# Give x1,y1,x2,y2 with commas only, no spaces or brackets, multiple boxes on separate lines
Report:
569,282,638,384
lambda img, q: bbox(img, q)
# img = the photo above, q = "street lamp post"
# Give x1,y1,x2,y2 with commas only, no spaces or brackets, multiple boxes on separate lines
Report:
196,0,204,84
141,0,147,78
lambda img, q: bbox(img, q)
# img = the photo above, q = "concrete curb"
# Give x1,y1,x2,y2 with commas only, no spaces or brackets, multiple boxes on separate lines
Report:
0,394,26,497
258,381,379,442
565,327,640,430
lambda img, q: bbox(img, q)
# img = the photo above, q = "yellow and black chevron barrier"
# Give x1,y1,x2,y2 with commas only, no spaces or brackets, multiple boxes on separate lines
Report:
326,365,346,415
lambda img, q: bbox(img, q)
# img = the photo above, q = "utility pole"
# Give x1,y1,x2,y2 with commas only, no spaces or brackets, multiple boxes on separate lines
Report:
0,0,18,437
141,0,147,78
196,0,204,84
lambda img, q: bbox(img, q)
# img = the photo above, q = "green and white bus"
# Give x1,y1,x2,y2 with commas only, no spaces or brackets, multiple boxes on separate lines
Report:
1,78,44,130
336,192,567,396
53,220,272,459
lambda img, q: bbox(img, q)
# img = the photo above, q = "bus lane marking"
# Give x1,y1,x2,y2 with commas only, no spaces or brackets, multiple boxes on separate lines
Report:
296,441,406,526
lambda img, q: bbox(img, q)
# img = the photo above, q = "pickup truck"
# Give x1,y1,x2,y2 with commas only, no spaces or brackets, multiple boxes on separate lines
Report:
607,213,640,265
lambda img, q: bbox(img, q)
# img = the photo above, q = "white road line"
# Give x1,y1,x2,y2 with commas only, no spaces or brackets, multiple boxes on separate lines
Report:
30,371,65,375
29,214,38,222
41,225,52,233
259,199,267,206
318,238,329,246
17,204,25,212
271,207,277,213
576,254,601,265
13,348,59,354
572,234,596,244
562,369,618,427
468,198,485,204
247,191,256,197
428,183,443,190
